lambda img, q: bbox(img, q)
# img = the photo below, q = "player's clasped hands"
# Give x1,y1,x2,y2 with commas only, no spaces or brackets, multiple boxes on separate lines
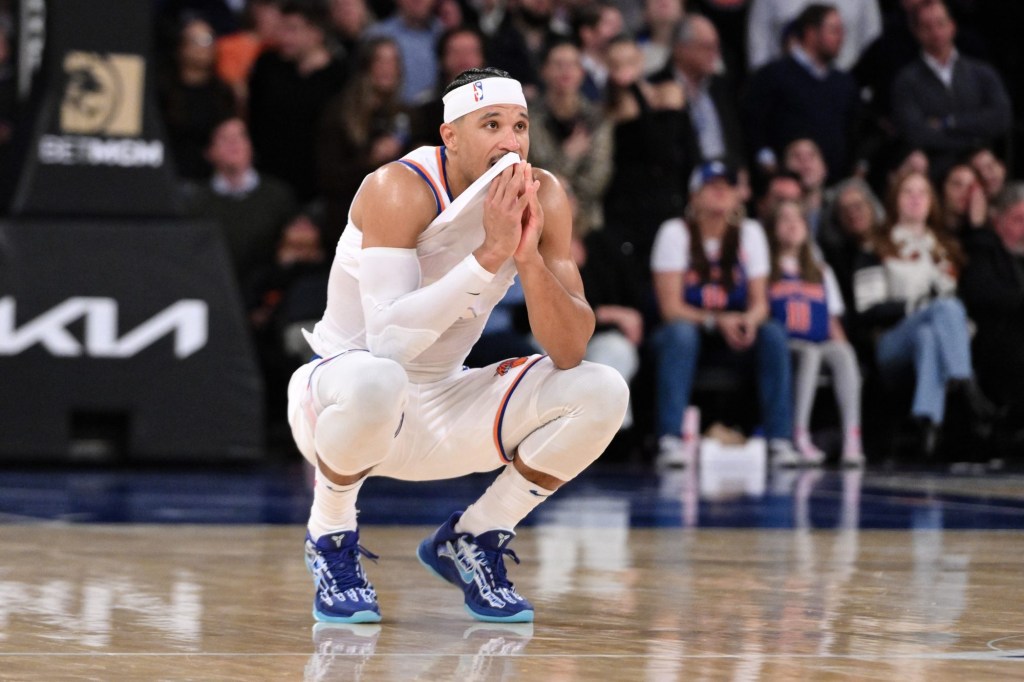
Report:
479,162,542,270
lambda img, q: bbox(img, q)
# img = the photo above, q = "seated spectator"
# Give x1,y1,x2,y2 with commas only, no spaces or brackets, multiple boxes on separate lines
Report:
409,25,486,148
185,116,297,287
782,137,828,237
635,0,685,75
755,170,804,225
820,177,884,324
690,0,751,81
959,183,1024,431
159,15,236,180
747,0,881,73
886,147,929,192
603,35,697,303
215,0,283,109
527,40,613,236
245,207,331,429
852,0,925,139
248,0,348,202
968,147,1007,201
743,4,861,185
571,1,625,102
246,210,330,331
474,0,505,37
158,0,243,38
941,162,987,235
317,37,409,246
650,161,799,467
766,199,864,466
365,0,444,105
851,0,987,190
891,0,1012,184
652,14,746,173
436,0,471,31
486,0,566,100
327,0,375,63
852,170,996,456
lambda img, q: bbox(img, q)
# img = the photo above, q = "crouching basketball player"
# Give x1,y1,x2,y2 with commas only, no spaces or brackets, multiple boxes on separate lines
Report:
286,68,629,624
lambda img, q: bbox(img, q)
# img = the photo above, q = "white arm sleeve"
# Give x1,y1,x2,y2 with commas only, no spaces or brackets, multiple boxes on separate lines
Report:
360,247,495,364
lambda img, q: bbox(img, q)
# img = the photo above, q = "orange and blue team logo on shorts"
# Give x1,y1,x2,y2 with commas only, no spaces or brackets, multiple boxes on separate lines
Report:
494,357,528,377
492,355,547,462
473,81,484,101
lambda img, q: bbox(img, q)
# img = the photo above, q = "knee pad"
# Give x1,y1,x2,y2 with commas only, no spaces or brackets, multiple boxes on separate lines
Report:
314,353,408,421
310,353,409,475
519,362,629,481
571,362,631,420
287,362,319,466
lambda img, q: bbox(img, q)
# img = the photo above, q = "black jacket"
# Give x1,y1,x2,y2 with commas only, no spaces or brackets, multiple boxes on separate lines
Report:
650,65,746,170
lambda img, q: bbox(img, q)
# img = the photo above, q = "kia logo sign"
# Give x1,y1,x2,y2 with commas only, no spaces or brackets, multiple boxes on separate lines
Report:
0,297,208,358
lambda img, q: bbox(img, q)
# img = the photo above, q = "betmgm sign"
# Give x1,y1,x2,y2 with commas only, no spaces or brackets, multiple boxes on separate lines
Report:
37,51,164,169
11,0,180,217
0,2,262,461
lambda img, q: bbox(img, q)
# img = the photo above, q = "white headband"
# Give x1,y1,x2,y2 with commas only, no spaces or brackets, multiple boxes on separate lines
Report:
442,77,527,123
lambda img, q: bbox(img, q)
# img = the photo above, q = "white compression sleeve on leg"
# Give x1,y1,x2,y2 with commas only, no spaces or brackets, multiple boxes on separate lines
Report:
359,248,496,364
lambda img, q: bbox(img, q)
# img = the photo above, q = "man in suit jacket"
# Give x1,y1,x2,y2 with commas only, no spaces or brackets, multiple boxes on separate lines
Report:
651,14,745,173
891,0,1012,183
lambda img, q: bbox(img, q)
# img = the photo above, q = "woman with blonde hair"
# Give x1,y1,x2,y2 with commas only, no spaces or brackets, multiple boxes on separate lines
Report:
651,162,798,467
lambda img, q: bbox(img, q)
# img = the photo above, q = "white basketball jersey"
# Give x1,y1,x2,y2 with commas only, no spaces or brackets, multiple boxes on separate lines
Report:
305,147,521,382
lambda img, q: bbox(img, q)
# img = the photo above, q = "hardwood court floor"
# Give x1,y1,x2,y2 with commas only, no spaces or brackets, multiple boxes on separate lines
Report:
2,525,1023,681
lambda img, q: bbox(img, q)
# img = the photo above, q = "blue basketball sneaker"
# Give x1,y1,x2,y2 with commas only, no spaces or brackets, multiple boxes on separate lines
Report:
416,512,534,623
304,530,381,623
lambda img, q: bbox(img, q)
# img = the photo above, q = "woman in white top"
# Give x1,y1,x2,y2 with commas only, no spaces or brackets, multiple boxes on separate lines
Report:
852,170,997,456
650,161,799,467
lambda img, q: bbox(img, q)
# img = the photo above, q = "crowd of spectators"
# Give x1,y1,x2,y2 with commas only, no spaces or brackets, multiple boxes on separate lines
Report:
2,0,1022,464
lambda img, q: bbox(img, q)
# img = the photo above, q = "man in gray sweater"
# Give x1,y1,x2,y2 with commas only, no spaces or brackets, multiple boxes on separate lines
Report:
891,0,1011,182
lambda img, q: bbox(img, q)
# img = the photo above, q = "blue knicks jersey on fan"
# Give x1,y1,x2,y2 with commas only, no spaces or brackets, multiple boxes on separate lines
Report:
769,275,829,342
683,262,748,311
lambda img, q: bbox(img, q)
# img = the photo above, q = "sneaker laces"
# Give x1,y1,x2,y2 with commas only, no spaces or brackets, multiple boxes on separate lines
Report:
464,538,520,590
320,543,379,593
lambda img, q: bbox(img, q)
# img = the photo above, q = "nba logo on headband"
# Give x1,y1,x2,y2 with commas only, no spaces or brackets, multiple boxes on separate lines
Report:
442,77,526,122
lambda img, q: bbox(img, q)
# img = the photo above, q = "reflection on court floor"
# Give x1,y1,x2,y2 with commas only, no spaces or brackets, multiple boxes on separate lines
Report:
2,524,1023,681
2,463,1024,679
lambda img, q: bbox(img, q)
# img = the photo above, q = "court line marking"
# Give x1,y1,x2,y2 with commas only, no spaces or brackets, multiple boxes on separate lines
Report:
988,634,1024,651
2,652,1023,660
